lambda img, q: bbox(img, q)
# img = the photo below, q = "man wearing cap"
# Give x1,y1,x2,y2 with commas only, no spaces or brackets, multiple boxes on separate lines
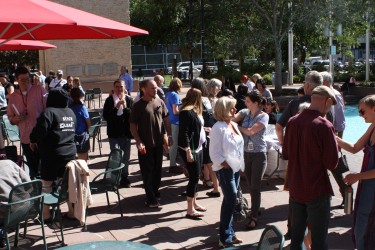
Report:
282,85,339,250
49,70,67,89
275,70,323,239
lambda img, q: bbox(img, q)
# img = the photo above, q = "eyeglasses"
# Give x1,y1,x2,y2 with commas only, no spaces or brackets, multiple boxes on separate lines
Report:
359,109,365,116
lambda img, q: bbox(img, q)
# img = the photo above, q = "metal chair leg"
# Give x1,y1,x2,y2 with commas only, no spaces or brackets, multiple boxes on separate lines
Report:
5,231,10,250
105,191,110,207
116,189,123,218
14,224,20,247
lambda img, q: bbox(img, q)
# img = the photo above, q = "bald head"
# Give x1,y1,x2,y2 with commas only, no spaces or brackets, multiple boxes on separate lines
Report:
154,75,164,87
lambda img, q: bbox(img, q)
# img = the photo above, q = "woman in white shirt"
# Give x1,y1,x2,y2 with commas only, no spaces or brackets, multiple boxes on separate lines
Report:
209,96,244,248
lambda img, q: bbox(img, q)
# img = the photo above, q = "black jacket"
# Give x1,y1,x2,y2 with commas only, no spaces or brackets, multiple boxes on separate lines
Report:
30,89,76,160
103,94,133,138
178,109,202,150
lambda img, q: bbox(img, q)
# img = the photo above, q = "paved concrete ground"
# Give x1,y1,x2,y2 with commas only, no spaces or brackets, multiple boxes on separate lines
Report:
5,88,363,250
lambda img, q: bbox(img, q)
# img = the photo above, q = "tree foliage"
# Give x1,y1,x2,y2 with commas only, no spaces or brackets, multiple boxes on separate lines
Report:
0,50,38,73
130,0,375,90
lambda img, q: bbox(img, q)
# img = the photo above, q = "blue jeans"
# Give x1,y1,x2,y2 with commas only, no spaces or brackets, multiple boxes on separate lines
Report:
290,195,331,250
216,168,240,244
109,137,131,178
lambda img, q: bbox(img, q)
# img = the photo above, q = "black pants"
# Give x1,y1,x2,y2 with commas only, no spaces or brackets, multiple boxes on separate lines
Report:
22,143,39,179
331,168,346,200
179,149,203,198
138,146,163,204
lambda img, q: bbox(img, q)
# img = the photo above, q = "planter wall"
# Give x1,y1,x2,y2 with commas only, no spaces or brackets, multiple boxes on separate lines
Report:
349,86,375,97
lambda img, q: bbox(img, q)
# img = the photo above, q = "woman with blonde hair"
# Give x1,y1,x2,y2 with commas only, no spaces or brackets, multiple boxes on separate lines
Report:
337,95,375,250
165,77,183,172
178,88,206,219
210,96,244,248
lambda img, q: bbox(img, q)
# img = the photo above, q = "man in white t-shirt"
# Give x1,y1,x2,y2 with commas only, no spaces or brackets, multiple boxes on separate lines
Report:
49,70,67,89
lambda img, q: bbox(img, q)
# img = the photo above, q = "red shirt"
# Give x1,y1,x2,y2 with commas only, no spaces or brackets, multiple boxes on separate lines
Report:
282,109,338,203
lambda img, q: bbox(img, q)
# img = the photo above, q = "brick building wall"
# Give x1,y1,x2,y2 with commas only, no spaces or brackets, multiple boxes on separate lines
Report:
39,0,132,83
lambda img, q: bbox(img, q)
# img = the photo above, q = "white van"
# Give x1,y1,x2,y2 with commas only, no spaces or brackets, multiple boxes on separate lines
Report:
304,56,322,66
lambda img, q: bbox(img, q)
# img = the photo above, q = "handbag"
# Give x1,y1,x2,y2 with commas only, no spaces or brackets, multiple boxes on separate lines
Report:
335,152,349,174
233,186,249,222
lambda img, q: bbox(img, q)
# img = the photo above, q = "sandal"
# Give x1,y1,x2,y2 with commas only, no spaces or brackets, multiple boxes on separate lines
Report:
186,212,204,220
246,217,257,230
194,205,207,212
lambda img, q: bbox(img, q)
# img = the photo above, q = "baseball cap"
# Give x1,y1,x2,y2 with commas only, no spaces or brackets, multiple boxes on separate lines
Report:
312,85,337,105
57,69,63,75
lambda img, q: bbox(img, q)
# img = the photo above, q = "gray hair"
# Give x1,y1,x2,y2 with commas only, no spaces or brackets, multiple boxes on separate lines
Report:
321,71,333,87
298,102,310,113
206,78,222,97
191,77,208,97
305,70,323,90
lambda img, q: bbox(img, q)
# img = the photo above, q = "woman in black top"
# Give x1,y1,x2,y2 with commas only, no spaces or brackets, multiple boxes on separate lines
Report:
265,99,279,125
178,88,207,219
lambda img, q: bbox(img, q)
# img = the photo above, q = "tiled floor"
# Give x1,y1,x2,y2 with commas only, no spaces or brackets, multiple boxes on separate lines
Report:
4,88,361,250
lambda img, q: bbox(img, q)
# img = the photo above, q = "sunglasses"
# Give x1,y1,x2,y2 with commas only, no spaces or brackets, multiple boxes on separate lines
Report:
359,109,365,116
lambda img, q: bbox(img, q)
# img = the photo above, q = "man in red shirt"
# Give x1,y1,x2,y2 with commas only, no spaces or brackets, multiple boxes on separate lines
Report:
283,85,339,250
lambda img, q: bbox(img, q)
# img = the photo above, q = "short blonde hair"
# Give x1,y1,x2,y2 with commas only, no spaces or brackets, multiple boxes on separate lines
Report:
214,96,237,121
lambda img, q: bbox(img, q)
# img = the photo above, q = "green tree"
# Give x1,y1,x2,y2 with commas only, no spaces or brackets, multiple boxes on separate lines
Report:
0,50,39,73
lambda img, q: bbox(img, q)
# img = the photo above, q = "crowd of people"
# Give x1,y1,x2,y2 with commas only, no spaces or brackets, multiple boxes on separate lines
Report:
1,65,374,250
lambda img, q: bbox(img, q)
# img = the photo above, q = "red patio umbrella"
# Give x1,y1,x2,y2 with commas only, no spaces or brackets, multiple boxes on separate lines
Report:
0,0,148,41
0,39,56,50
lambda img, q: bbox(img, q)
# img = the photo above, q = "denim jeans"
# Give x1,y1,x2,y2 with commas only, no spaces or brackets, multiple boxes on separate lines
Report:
109,137,131,178
290,195,331,250
216,168,240,244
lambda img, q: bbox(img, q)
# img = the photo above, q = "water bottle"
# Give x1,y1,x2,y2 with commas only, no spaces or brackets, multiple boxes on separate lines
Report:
344,185,353,214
